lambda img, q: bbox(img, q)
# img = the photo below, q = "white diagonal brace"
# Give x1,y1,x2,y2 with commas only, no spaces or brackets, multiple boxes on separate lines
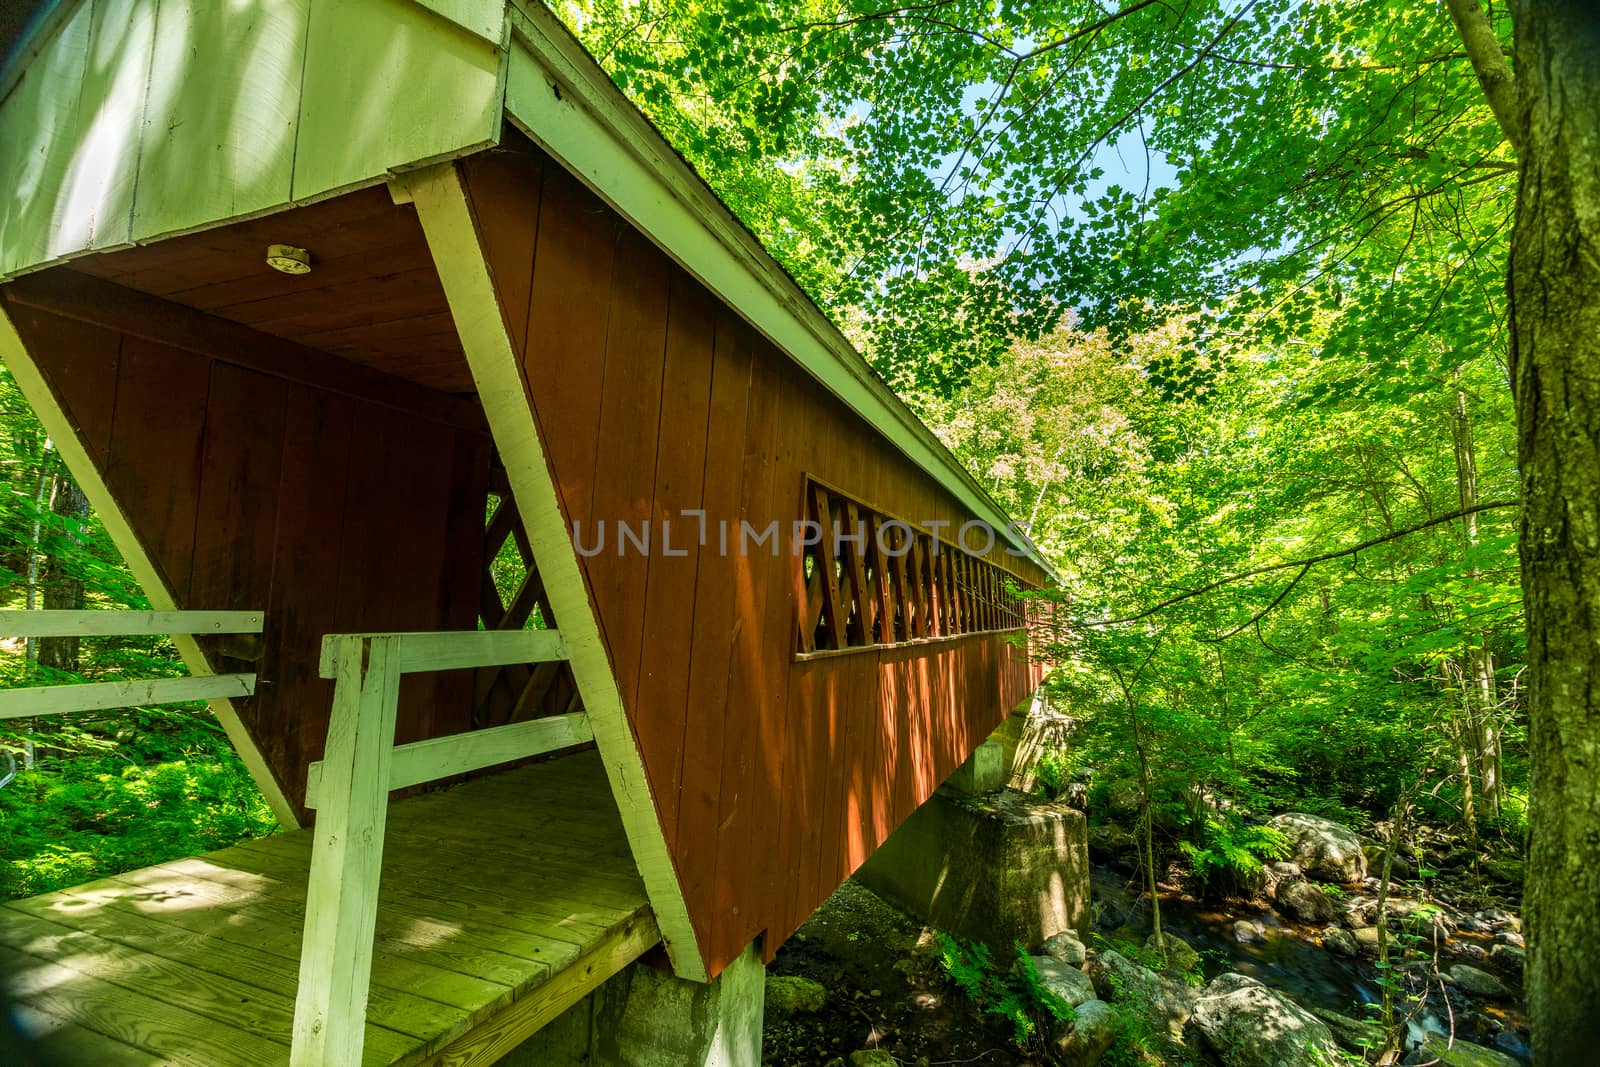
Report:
406,161,706,981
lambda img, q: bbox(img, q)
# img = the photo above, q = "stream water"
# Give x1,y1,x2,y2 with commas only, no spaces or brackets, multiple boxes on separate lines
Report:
1088,866,1532,1061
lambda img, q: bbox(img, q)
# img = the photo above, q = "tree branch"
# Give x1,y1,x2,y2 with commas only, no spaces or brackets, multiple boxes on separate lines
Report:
1198,564,1312,643
1444,0,1523,153
1019,0,1166,61
1090,499,1519,627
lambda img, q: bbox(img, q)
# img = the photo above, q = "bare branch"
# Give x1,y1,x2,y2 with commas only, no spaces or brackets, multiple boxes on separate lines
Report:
1090,499,1519,627
1444,0,1523,152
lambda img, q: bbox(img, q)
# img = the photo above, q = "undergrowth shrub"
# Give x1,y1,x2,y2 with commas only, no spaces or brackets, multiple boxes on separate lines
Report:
1033,747,1072,799
0,705,276,898
936,933,1074,1047
1179,815,1290,898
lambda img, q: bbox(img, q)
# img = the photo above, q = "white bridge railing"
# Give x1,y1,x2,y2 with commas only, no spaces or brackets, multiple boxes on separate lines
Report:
0,613,581,1066
0,610,263,721
290,628,582,1067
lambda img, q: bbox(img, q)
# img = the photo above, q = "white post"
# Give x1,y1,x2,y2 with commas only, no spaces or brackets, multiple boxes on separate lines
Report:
290,635,402,1067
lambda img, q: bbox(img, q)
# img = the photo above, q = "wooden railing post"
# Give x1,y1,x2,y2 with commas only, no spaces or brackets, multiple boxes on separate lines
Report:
290,634,401,1067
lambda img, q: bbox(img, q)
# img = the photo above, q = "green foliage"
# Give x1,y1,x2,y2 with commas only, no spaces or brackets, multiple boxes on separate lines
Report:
1178,817,1291,899
1478,785,1530,845
0,709,277,898
1033,747,1072,800
935,933,1074,1048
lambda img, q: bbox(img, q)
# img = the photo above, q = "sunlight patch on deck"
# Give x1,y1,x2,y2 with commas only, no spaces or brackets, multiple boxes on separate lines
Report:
1,750,656,1066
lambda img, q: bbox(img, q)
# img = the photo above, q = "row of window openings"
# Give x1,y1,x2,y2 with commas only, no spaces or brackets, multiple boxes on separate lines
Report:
797,486,1031,653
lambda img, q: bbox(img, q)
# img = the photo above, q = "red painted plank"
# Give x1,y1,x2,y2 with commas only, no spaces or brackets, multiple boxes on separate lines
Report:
674,310,755,953
521,166,620,535
632,274,717,849
104,336,210,600
267,385,358,812
585,229,671,708
708,337,787,970
6,306,123,467
459,152,544,357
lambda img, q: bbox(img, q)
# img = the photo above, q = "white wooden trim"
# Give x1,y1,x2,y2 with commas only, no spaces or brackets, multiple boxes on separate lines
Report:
406,161,709,982
317,627,566,679
0,304,300,828
290,635,402,1067
303,711,594,808
0,609,264,637
0,674,256,720
503,3,1051,577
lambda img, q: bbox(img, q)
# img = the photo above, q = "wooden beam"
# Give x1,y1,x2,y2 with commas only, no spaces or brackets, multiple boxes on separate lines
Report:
0,302,300,828
1,272,485,433
0,674,256,720
415,911,660,1067
406,161,708,982
810,485,847,650
290,635,402,1067
0,610,263,637
317,628,567,679
304,711,594,808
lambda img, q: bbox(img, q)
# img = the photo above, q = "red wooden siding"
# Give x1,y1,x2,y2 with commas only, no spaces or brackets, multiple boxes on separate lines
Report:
460,139,1047,975
1,277,492,821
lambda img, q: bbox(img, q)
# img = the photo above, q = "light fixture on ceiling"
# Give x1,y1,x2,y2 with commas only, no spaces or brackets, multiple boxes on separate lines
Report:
266,244,312,275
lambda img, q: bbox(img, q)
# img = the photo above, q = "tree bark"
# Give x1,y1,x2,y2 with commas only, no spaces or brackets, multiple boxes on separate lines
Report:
1450,383,1502,816
1506,2,1600,1059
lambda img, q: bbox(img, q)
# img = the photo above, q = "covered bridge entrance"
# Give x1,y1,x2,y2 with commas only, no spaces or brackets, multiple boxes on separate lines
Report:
0,2,1051,1063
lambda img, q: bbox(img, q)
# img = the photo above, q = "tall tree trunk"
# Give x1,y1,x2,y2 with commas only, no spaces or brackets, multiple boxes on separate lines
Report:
1450,383,1502,817
38,470,89,671
1107,649,1164,962
1444,659,1481,849
1129,698,1163,962
1506,2,1600,1058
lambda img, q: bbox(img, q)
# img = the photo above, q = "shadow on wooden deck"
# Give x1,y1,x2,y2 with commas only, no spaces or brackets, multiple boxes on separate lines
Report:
1,750,657,1065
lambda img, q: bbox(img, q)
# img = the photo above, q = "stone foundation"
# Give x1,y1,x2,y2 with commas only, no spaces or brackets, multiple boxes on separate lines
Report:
501,943,764,1066
855,784,1091,956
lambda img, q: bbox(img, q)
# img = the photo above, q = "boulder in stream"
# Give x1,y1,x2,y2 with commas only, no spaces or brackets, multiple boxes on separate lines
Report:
1403,1032,1521,1067
764,975,828,1018
1442,963,1512,999
1487,942,1524,978
1268,813,1368,883
1309,1005,1387,1056
1351,926,1383,956
1190,972,1341,1067
1321,926,1359,958
1048,999,1120,1067
1086,949,1196,1038
1015,956,1097,1007
1041,929,1087,967
1275,879,1337,923
1144,931,1201,973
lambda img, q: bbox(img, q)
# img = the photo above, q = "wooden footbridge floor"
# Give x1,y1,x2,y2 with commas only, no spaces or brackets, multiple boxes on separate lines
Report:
0,751,658,1066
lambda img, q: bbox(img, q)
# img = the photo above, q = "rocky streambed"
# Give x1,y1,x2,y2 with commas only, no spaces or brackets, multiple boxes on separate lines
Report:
1087,810,1530,1064
761,803,1529,1066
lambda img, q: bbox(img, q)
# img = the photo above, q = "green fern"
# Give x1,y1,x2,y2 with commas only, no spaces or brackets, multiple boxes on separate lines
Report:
935,934,1075,1048
1179,816,1291,898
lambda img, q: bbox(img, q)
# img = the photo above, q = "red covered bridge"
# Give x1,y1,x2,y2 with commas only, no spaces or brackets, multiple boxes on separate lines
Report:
0,2,1051,1063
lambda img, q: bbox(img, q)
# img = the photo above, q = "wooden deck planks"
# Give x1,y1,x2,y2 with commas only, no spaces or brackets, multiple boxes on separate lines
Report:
0,753,654,1067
